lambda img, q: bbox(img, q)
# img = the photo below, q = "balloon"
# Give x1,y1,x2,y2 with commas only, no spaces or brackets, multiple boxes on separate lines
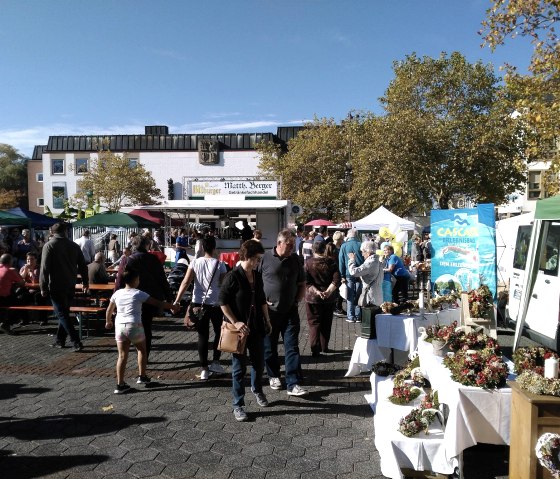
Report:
388,222,400,235
379,226,392,239
391,241,403,257
396,231,408,243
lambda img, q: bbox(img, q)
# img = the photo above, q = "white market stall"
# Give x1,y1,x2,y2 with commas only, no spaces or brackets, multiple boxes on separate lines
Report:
351,206,415,231
135,198,289,254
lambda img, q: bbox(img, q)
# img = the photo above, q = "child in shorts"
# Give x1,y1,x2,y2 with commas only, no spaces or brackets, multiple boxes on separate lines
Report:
105,268,178,394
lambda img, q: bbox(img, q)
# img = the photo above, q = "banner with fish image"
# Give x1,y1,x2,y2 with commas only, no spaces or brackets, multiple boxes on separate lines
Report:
430,204,497,300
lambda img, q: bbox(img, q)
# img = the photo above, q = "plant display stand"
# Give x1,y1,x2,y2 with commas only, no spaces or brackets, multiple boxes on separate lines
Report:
459,292,497,339
508,381,560,479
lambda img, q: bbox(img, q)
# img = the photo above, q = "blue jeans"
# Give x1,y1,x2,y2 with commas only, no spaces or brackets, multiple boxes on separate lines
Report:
50,291,80,345
264,305,301,390
232,333,264,407
346,277,362,321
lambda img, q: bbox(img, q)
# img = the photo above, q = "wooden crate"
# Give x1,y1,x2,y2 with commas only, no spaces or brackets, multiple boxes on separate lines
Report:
509,381,560,479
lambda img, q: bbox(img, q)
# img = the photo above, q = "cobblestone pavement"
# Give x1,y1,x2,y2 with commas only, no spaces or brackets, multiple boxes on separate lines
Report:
0,307,386,479
0,307,524,479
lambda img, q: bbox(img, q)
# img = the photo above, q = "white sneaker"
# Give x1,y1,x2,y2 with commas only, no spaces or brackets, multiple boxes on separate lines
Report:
287,385,308,396
269,377,282,390
209,361,225,374
200,369,210,380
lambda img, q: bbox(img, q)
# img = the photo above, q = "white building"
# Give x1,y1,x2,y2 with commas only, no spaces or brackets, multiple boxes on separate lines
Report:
28,125,302,214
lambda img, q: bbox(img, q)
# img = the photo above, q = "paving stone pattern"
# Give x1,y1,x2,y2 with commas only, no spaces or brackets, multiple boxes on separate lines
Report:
0,307,517,478
0,307,388,479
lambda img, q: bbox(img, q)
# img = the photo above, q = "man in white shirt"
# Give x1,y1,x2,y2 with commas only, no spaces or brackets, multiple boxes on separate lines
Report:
76,230,96,264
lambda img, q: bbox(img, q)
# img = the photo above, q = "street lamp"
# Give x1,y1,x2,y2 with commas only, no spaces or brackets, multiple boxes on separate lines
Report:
344,162,353,221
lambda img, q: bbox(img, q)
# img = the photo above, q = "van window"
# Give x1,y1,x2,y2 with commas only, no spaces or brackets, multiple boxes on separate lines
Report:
540,222,560,276
513,225,532,270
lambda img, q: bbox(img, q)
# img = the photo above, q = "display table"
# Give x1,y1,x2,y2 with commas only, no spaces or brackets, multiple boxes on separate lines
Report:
376,309,460,355
374,378,458,479
345,338,391,377
417,339,513,458
346,309,460,377
373,339,514,478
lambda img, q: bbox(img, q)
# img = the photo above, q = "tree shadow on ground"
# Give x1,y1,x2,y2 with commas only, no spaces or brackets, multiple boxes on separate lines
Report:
0,383,51,401
0,451,109,479
0,413,164,441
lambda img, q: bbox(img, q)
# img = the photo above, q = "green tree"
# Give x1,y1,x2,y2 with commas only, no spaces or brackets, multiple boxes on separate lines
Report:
257,117,359,221
371,52,527,210
0,144,28,208
481,1,560,194
72,149,162,213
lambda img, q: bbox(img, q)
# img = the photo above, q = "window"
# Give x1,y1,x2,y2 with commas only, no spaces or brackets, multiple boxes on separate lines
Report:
539,222,560,276
37,198,44,207
528,171,543,200
75,158,88,174
52,183,66,209
513,225,532,270
52,159,65,175
36,173,43,182
129,158,138,168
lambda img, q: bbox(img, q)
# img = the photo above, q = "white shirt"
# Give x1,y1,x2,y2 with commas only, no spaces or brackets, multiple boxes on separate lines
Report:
189,257,226,305
110,288,150,326
76,236,96,263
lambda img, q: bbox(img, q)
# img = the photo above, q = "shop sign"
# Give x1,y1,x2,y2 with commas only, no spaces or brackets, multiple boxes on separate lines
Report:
188,180,277,198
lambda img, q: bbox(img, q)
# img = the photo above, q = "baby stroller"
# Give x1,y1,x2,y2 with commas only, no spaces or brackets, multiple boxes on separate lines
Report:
167,258,192,316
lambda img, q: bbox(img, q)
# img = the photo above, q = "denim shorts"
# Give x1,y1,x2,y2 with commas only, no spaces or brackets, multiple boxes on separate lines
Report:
115,323,146,344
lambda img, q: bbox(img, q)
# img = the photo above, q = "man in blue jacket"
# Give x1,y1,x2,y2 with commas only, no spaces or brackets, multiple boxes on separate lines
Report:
338,229,364,323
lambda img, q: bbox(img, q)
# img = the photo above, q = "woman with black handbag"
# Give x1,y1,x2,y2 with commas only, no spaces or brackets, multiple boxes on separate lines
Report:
174,236,227,380
218,240,271,422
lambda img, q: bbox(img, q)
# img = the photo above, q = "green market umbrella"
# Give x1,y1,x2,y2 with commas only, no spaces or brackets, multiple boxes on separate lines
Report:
0,210,32,227
71,212,160,228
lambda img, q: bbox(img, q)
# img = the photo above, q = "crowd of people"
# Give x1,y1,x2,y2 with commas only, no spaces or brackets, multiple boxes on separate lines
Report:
0,220,427,422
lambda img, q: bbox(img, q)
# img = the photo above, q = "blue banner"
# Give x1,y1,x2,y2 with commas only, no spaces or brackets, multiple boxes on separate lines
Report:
431,204,497,299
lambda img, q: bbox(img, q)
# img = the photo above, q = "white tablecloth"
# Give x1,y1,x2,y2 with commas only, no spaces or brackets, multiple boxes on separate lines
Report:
373,378,458,479
344,338,391,377
376,309,460,355
417,339,512,458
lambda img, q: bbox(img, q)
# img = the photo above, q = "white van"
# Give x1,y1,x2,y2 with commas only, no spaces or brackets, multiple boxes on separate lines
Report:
507,215,560,352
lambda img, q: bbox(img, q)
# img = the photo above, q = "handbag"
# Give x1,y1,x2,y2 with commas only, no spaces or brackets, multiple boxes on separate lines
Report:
217,321,248,354
184,260,220,331
339,282,348,300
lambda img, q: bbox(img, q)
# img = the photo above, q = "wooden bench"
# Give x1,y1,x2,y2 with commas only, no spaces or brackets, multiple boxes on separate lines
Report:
2,305,106,340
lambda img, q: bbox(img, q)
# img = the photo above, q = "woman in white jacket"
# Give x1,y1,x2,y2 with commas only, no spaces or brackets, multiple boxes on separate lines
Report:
348,241,384,310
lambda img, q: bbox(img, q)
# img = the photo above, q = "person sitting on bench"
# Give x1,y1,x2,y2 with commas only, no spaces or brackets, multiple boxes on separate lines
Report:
0,253,25,334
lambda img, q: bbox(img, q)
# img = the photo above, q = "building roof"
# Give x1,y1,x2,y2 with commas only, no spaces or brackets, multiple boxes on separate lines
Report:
43,126,304,153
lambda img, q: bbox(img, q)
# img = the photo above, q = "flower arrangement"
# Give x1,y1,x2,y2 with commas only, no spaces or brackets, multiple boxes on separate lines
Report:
410,367,427,387
429,292,460,310
423,321,460,344
389,383,422,405
398,390,440,437
467,284,493,319
371,361,401,377
393,356,421,386
512,346,559,375
443,348,509,389
447,329,500,353
536,433,560,478
516,370,560,397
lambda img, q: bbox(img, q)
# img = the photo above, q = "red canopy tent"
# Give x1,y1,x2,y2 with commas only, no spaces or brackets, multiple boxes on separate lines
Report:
129,209,167,226
305,219,336,227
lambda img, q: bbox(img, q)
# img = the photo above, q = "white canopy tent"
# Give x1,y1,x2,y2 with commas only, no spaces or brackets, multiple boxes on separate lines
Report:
349,206,415,231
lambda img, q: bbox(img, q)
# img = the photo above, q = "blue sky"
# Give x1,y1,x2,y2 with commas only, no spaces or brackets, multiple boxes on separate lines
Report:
1,0,533,157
